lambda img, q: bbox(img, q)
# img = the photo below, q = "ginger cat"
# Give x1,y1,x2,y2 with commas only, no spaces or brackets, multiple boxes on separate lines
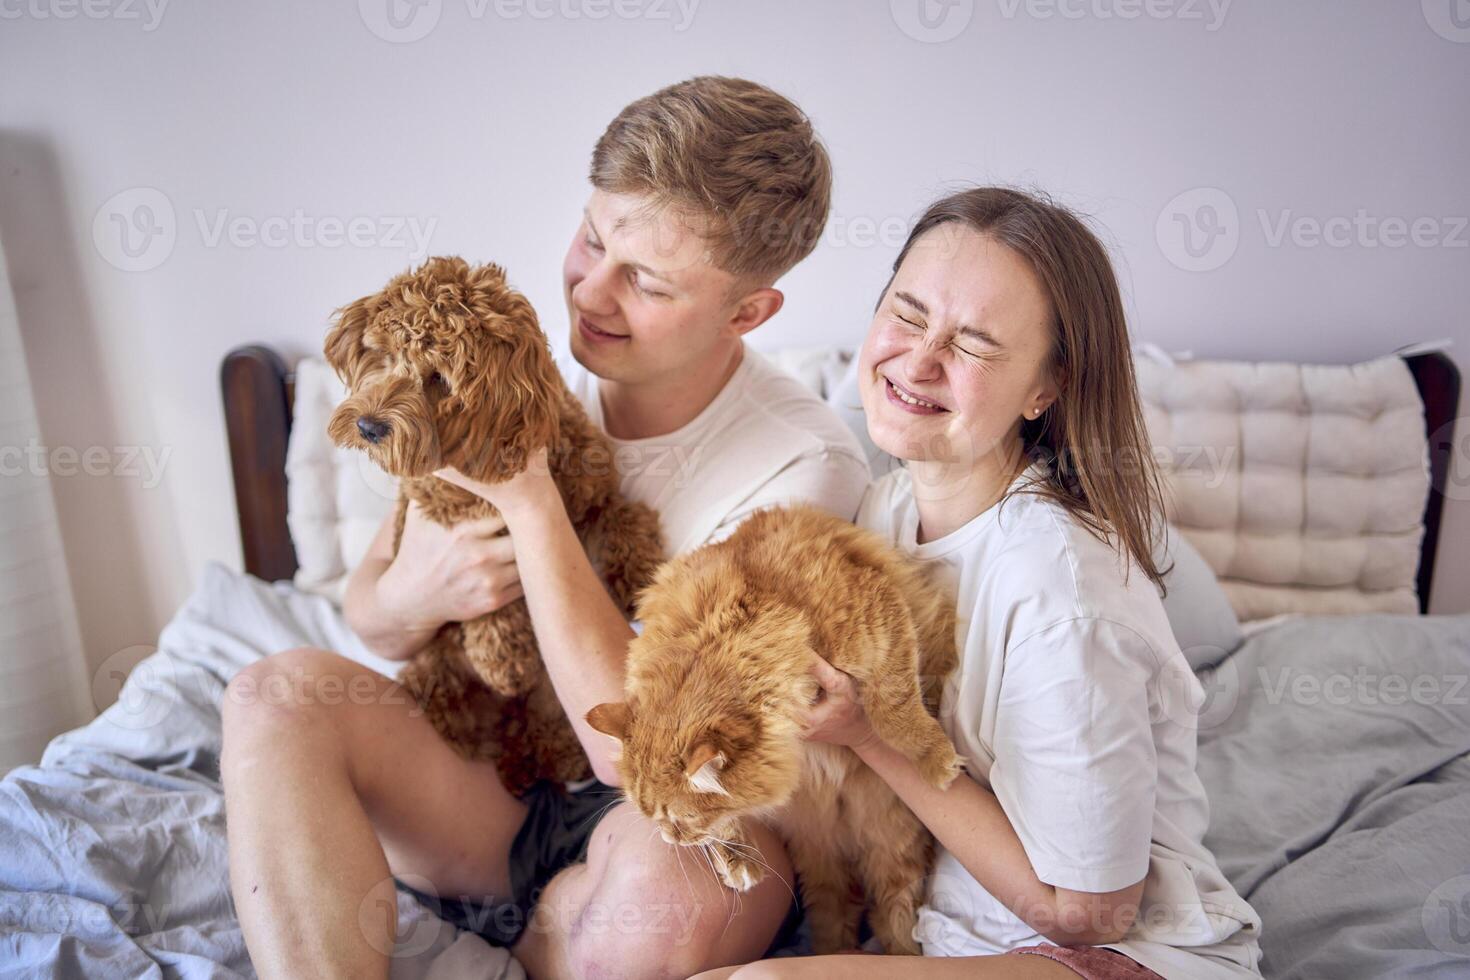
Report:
586,504,962,955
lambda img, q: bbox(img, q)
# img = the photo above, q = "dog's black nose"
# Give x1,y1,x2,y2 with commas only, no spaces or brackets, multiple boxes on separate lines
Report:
357,416,391,444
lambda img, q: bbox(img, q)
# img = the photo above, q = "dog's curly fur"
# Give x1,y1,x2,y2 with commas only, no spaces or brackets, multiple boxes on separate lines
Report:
324,256,665,795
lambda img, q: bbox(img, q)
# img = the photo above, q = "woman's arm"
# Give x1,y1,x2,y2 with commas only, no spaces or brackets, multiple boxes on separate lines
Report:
804,659,1145,946
857,737,1143,945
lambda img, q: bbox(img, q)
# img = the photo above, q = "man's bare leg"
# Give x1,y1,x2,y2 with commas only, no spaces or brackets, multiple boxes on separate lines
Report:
221,647,528,980
694,954,1079,979
513,802,795,980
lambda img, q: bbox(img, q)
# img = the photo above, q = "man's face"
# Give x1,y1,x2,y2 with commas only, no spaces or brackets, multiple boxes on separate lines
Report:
562,189,744,385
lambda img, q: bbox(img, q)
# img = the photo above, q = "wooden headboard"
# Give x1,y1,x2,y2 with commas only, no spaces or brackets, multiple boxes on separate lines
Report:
220,345,1462,612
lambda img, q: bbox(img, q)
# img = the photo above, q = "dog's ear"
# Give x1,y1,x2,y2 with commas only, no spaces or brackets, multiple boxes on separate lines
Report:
452,288,561,482
324,295,374,386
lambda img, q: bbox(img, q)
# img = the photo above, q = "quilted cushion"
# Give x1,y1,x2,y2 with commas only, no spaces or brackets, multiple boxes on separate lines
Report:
1136,355,1428,621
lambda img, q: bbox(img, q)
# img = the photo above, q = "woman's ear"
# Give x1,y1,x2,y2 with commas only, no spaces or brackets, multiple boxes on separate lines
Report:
1026,364,1067,419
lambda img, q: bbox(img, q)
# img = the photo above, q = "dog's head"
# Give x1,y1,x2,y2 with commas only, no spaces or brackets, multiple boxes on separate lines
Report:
324,256,560,482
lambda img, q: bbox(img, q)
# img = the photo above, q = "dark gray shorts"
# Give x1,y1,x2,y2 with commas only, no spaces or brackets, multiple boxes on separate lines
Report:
398,778,801,951
398,778,618,947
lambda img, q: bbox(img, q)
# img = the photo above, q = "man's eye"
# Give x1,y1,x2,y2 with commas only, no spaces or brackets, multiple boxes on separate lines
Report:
631,273,668,299
585,235,604,252
896,314,924,330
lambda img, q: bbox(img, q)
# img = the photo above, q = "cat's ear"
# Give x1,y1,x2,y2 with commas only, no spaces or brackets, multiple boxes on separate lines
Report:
586,702,630,742
685,742,729,796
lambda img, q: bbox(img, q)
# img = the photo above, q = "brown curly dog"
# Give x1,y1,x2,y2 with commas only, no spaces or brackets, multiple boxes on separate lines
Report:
324,256,665,796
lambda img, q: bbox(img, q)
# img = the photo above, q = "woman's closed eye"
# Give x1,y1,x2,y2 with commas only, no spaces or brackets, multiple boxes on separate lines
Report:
897,312,986,360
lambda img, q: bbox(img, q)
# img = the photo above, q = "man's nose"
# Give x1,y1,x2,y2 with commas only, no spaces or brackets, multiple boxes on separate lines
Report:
571,259,619,318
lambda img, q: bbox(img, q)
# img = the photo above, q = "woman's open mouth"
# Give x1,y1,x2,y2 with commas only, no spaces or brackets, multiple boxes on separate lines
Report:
883,375,948,416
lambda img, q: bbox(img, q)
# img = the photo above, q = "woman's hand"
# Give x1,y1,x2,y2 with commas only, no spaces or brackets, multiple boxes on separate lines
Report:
434,446,554,516
801,656,880,752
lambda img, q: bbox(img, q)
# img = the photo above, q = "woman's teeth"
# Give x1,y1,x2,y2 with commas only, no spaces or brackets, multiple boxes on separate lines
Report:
888,378,943,410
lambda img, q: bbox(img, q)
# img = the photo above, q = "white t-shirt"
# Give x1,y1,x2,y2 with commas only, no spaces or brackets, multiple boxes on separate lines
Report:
858,465,1263,980
559,344,870,556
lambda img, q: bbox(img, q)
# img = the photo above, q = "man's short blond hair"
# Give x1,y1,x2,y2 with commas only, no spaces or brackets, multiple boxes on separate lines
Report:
590,76,832,283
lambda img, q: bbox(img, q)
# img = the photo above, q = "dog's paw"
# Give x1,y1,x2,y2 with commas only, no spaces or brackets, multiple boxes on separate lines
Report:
710,845,765,892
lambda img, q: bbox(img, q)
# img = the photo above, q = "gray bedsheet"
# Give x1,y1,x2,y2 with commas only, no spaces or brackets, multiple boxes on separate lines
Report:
1197,612,1470,978
0,563,521,980
2,563,1468,978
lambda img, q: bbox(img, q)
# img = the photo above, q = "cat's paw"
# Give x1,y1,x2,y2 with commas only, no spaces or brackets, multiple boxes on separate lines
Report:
917,744,964,789
710,846,765,892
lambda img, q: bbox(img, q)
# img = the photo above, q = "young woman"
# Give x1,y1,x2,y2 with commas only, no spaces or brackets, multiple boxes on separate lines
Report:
699,188,1262,979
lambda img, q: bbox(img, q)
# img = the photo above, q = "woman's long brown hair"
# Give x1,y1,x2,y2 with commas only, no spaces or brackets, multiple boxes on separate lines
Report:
888,186,1169,589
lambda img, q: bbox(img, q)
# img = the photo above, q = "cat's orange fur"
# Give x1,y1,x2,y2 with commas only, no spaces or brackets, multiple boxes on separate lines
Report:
586,505,962,955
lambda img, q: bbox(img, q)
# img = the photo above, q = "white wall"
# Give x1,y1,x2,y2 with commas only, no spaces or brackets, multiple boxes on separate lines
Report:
1,0,1467,688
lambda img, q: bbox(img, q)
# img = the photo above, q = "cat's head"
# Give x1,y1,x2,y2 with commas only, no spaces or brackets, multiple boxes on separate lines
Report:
586,637,815,846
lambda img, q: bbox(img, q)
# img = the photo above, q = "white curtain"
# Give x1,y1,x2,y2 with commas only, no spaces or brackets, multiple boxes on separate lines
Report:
0,239,91,772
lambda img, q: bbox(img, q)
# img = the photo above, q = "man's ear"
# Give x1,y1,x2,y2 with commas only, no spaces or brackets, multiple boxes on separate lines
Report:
684,742,729,796
725,286,784,338
585,702,630,742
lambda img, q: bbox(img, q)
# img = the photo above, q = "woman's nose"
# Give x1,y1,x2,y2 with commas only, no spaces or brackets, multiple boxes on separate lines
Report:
904,340,945,382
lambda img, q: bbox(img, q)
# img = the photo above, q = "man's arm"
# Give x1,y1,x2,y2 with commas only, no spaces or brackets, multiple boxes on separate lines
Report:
436,447,871,785
435,454,634,784
494,488,635,785
343,505,526,662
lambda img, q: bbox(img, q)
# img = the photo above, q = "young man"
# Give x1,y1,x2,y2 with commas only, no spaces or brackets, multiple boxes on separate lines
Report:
221,76,869,980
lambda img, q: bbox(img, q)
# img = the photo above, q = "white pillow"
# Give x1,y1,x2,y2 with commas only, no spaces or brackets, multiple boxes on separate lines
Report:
1155,528,1244,670
285,358,397,603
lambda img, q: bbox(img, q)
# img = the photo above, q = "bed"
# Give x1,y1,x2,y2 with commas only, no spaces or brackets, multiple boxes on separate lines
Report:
0,344,1465,979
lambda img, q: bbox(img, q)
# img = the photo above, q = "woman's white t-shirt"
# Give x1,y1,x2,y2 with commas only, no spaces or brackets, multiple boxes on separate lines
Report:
858,466,1263,980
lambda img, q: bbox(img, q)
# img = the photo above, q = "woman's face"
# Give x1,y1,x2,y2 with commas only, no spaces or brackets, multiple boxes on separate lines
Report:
858,224,1060,466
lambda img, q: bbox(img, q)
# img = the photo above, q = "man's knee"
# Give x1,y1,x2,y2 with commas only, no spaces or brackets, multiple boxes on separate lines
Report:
221,647,349,750
560,813,790,979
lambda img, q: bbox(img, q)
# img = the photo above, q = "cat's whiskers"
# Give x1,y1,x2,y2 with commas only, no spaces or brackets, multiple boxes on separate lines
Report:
574,794,625,836
697,841,742,928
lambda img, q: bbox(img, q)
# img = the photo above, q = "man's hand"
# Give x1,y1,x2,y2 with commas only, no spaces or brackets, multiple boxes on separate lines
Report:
376,502,523,627
434,447,556,518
